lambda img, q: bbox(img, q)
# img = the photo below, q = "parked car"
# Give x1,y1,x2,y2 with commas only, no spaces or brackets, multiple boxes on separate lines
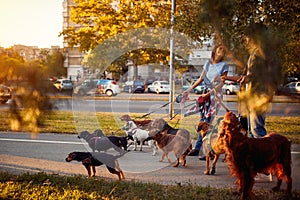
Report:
182,81,205,94
0,84,12,104
122,80,145,93
287,77,298,83
96,79,120,97
53,79,73,91
277,81,300,95
73,79,98,95
222,81,240,95
147,81,170,94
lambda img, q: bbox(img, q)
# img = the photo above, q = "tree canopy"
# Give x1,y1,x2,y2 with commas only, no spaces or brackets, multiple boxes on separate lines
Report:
176,0,300,78
60,0,300,79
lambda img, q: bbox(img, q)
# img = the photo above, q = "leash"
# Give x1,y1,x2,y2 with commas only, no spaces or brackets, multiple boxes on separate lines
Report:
137,101,171,119
210,87,231,112
170,101,195,120
135,96,194,129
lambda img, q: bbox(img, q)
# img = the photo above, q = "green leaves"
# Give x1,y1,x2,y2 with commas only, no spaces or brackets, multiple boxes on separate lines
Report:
61,0,299,78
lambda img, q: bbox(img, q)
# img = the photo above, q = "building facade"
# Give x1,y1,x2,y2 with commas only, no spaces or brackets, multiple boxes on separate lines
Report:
62,0,85,81
3,45,61,62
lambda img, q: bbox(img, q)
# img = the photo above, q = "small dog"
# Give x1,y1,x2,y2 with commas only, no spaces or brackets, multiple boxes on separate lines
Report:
65,151,124,180
78,130,128,154
218,112,292,200
122,121,158,155
196,120,226,175
148,118,192,167
120,114,152,130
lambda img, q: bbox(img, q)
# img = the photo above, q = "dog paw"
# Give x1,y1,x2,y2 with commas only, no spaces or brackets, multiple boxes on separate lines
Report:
272,186,280,192
204,171,210,175
232,191,240,196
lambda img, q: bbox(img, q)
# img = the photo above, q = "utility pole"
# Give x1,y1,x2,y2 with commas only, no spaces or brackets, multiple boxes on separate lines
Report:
168,0,176,118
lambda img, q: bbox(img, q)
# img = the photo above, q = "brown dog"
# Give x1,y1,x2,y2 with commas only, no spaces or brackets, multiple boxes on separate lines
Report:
218,112,292,200
148,118,192,167
120,114,152,130
196,121,226,175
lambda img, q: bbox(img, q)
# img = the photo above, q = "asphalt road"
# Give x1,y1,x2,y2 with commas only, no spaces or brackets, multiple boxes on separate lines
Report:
1,93,299,116
0,132,300,192
52,94,300,116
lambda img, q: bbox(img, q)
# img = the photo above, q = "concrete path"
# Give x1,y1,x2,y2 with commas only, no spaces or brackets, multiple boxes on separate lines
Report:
1,144,299,192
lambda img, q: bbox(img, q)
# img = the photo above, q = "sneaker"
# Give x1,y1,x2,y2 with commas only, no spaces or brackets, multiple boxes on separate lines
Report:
255,173,273,182
188,149,199,156
198,156,206,161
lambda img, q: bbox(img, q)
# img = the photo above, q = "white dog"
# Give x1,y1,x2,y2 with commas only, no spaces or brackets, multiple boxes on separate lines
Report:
122,121,158,156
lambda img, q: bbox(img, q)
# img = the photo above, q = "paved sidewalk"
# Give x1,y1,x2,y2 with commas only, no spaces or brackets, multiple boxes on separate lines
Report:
1,144,299,192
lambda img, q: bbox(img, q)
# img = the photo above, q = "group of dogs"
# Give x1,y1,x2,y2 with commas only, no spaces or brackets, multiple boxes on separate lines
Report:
65,112,293,200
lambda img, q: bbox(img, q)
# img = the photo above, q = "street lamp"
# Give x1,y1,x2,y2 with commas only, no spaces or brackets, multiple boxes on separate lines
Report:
169,0,176,118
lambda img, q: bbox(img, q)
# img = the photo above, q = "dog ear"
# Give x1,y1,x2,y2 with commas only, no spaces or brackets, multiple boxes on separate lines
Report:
196,122,203,132
94,129,104,137
121,114,131,121
197,122,210,132
224,112,232,123
158,118,167,129
79,130,90,137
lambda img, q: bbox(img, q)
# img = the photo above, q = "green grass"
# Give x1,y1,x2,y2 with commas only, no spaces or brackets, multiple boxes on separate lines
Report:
0,172,299,200
0,110,300,143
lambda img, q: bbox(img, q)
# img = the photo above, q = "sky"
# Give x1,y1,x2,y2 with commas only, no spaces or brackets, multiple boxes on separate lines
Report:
0,0,63,48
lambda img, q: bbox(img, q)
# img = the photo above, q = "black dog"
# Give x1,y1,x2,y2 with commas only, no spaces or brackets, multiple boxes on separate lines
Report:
65,151,125,180
78,130,128,154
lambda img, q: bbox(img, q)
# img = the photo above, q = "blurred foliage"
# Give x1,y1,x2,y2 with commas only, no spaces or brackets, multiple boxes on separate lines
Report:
176,0,300,78
0,48,66,135
61,0,300,79
39,49,66,78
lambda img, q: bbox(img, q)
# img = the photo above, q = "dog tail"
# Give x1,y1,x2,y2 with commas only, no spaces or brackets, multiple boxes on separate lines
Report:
144,136,153,142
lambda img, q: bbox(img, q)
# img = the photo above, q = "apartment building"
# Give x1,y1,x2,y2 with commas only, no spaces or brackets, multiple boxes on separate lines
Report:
5,45,61,62
62,0,85,81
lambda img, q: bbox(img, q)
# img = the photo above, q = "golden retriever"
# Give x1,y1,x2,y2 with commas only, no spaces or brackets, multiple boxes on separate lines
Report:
218,112,292,200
